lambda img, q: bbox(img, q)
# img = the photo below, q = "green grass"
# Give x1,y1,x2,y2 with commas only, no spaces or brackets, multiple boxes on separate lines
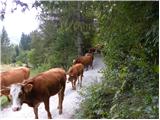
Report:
0,95,10,109
30,69,40,77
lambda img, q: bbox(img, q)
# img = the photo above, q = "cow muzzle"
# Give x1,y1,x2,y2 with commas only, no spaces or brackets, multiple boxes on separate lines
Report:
12,106,21,112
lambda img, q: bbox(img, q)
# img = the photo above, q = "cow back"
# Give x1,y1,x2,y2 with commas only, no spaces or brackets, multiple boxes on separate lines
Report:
27,68,66,97
68,63,84,77
0,67,30,88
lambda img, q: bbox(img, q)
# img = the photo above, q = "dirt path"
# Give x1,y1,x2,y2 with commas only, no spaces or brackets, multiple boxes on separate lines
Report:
0,54,105,119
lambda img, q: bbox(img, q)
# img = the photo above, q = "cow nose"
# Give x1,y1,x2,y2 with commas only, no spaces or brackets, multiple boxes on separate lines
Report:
67,81,70,83
12,107,20,111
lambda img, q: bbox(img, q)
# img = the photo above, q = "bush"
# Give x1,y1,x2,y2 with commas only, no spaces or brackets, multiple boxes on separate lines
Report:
16,61,23,66
74,81,115,118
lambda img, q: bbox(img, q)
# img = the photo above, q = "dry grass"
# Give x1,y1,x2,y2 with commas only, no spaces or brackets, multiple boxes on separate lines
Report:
0,64,20,72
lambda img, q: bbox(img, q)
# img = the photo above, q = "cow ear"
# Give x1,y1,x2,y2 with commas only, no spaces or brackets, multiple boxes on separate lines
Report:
0,87,10,96
24,84,33,93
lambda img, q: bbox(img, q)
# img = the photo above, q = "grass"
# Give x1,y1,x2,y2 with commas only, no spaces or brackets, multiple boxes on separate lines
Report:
0,96,10,109
30,69,39,77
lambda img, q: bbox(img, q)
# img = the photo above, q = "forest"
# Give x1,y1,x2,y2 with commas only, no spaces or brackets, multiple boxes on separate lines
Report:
0,1,159,119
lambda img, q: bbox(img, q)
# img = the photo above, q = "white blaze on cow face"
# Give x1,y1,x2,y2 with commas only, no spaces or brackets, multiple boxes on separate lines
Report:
66,74,71,83
10,84,23,112
66,74,69,80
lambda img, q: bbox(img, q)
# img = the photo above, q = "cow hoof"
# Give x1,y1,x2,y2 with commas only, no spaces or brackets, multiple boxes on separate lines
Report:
48,116,52,119
72,87,76,90
57,106,59,109
59,110,62,114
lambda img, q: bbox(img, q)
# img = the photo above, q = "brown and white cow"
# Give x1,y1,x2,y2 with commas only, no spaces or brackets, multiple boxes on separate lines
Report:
2,68,66,119
73,55,94,70
67,63,84,90
0,67,30,89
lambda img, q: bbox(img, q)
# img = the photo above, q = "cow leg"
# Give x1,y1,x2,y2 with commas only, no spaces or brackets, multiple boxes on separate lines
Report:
73,78,77,90
77,76,80,84
86,65,88,71
33,105,39,119
58,92,63,114
44,98,52,119
91,62,93,69
71,81,74,90
57,82,65,114
80,74,83,87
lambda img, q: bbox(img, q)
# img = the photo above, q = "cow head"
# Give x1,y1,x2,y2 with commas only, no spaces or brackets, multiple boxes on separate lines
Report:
66,74,74,83
10,83,33,112
68,74,74,82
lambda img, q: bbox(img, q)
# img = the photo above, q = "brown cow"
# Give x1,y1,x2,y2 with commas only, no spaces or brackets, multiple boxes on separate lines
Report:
88,47,96,53
88,44,104,54
85,53,94,61
73,55,94,70
0,67,30,89
67,63,84,90
2,68,66,119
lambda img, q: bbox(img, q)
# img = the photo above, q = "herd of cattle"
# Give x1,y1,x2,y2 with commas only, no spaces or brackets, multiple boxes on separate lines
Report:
0,44,103,119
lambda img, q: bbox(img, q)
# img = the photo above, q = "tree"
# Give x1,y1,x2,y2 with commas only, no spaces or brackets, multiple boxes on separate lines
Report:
27,1,96,69
19,33,31,50
1,26,12,64
39,1,96,56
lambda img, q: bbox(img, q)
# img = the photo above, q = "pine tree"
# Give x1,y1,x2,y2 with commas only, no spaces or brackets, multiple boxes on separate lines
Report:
1,26,11,64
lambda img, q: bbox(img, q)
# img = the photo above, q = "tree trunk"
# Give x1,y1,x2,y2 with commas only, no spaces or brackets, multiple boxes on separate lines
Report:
76,1,83,56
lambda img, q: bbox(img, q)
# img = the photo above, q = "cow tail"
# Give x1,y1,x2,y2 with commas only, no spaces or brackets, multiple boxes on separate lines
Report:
62,74,66,95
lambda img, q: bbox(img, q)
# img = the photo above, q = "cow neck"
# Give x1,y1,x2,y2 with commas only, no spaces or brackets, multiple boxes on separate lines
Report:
23,78,34,100
23,85,35,107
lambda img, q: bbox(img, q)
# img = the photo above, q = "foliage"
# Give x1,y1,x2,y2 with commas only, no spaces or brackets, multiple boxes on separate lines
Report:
27,1,96,69
19,33,31,50
74,81,115,118
0,96,10,108
15,50,28,64
76,1,158,119
1,27,15,64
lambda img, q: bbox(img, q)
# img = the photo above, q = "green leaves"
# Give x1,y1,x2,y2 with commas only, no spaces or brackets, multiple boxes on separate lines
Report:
92,1,159,119
75,83,115,119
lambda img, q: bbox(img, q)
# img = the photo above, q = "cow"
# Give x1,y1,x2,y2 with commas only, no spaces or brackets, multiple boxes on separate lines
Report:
88,47,96,53
85,53,94,62
88,44,104,54
0,67,30,89
67,63,84,90
73,55,94,70
1,68,66,119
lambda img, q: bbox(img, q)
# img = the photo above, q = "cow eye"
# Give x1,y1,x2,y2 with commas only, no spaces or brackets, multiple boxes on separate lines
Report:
18,92,23,98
